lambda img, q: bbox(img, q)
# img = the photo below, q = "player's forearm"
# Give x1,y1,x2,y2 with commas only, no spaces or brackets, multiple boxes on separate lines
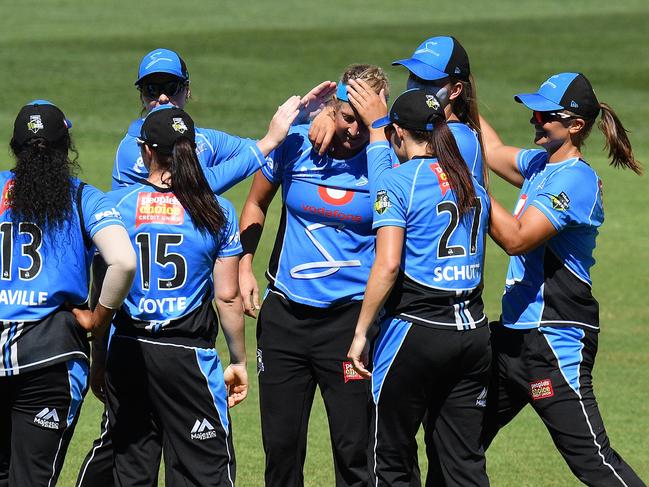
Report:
93,225,136,310
215,295,246,365
239,199,268,266
355,259,399,338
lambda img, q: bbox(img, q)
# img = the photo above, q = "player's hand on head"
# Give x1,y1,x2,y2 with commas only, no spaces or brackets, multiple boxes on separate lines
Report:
297,80,337,124
309,108,336,156
347,79,387,128
347,334,371,379
224,363,249,408
239,268,260,318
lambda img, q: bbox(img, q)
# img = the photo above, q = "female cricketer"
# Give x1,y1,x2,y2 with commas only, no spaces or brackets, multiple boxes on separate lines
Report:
348,88,491,487
238,64,389,487
99,102,299,486
0,100,135,486
482,72,644,486
309,36,485,186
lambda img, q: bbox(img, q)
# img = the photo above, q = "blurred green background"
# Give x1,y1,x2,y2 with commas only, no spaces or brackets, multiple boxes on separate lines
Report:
1,1,647,485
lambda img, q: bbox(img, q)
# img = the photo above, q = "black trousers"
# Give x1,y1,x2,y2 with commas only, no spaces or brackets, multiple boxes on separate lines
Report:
0,359,88,487
257,291,371,487
75,408,115,487
484,325,645,487
105,335,235,487
370,317,491,487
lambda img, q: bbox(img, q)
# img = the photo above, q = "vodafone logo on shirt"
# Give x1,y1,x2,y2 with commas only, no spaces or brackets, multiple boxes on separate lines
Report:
136,192,185,227
318,186,354,206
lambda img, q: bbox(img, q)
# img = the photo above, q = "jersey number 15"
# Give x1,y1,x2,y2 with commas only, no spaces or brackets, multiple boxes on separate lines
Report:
135,233,187,291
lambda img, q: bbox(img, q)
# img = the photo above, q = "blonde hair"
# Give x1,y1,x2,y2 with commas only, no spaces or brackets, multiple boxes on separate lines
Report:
337,64,390,102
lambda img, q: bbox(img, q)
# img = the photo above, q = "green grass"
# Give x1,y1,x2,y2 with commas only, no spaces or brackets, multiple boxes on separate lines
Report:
1,1,648,485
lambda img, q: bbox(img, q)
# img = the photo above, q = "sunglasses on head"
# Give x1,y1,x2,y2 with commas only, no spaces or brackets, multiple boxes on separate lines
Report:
140,80,186,99
532,110,575,125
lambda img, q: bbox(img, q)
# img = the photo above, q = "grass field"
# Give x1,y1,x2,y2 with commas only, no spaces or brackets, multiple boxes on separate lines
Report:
1,1,648,485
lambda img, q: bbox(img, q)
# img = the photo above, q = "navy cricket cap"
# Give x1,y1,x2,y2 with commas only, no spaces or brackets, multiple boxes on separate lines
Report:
13,100,72,147
135,48,189,85
514,72,600,119
392,36,470,82
139,105,195,154
372,89,445,132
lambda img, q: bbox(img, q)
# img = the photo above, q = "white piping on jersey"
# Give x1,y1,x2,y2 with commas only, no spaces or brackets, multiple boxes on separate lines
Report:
113,137,130,187
467,126,480,176
535,158,579,190
0,350,87,376
406,160,427,215
400,312,487,328
533,200,563,228
10,322,22,373
195,132,214,155
587,175,601,226
115,183,145,208
249,144,266,168
559,258,593,287
366,142,389,153
372,218,406,226
542,333,629,487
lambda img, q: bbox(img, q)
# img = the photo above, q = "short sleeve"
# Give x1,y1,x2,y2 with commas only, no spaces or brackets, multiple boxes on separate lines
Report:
516,149,546,179
261,125,311,185
217,198,243,258
112,135,145,190
448,123,483,186
80,183,125,238
372,172,409,230
529,164,600,231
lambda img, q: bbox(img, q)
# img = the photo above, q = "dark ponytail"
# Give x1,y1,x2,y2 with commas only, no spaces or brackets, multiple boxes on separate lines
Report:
450,74,488,187
597,103,643,175
158,138,226,235
8,135,79,233
411,119,476,215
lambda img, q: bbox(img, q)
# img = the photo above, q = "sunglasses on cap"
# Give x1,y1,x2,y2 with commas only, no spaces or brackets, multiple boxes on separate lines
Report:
139,80,187,99
532,110,576,125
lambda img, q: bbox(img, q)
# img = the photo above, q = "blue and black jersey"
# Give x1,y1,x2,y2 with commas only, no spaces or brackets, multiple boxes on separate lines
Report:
261,124,373,307
107,181,242,342
0,171,124,375
365,122,484,195
501,149,603,331
112,118,264,191
371,149,490,330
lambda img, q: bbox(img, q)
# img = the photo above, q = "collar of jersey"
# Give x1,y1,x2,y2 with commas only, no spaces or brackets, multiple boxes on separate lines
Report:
142,179,174,193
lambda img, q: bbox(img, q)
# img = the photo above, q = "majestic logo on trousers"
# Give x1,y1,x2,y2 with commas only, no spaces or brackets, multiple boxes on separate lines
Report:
191,418,217,440
476,387,487,407
34,408,59,429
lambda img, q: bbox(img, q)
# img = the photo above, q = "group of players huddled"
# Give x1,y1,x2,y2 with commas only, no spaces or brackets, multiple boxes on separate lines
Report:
1,36,645,487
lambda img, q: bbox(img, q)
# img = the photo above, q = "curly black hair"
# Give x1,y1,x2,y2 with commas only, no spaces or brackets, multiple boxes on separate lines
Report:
8,134,80,234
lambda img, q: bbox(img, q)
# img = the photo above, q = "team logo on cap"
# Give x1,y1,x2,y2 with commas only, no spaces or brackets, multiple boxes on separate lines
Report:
415,41,439,56
425,95,440,110
171,117,188,134
27,115,44,134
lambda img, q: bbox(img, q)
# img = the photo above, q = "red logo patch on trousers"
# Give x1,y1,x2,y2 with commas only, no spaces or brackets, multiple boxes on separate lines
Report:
530,378,554,400
343,362,362,383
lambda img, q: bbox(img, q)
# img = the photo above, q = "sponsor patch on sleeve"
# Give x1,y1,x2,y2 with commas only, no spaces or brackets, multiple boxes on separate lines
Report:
530,378,554,400
429,162,450,195
374,190,391,215
135,192,185,227
343,361,363,383
0,180,14,215
549,191,570,211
